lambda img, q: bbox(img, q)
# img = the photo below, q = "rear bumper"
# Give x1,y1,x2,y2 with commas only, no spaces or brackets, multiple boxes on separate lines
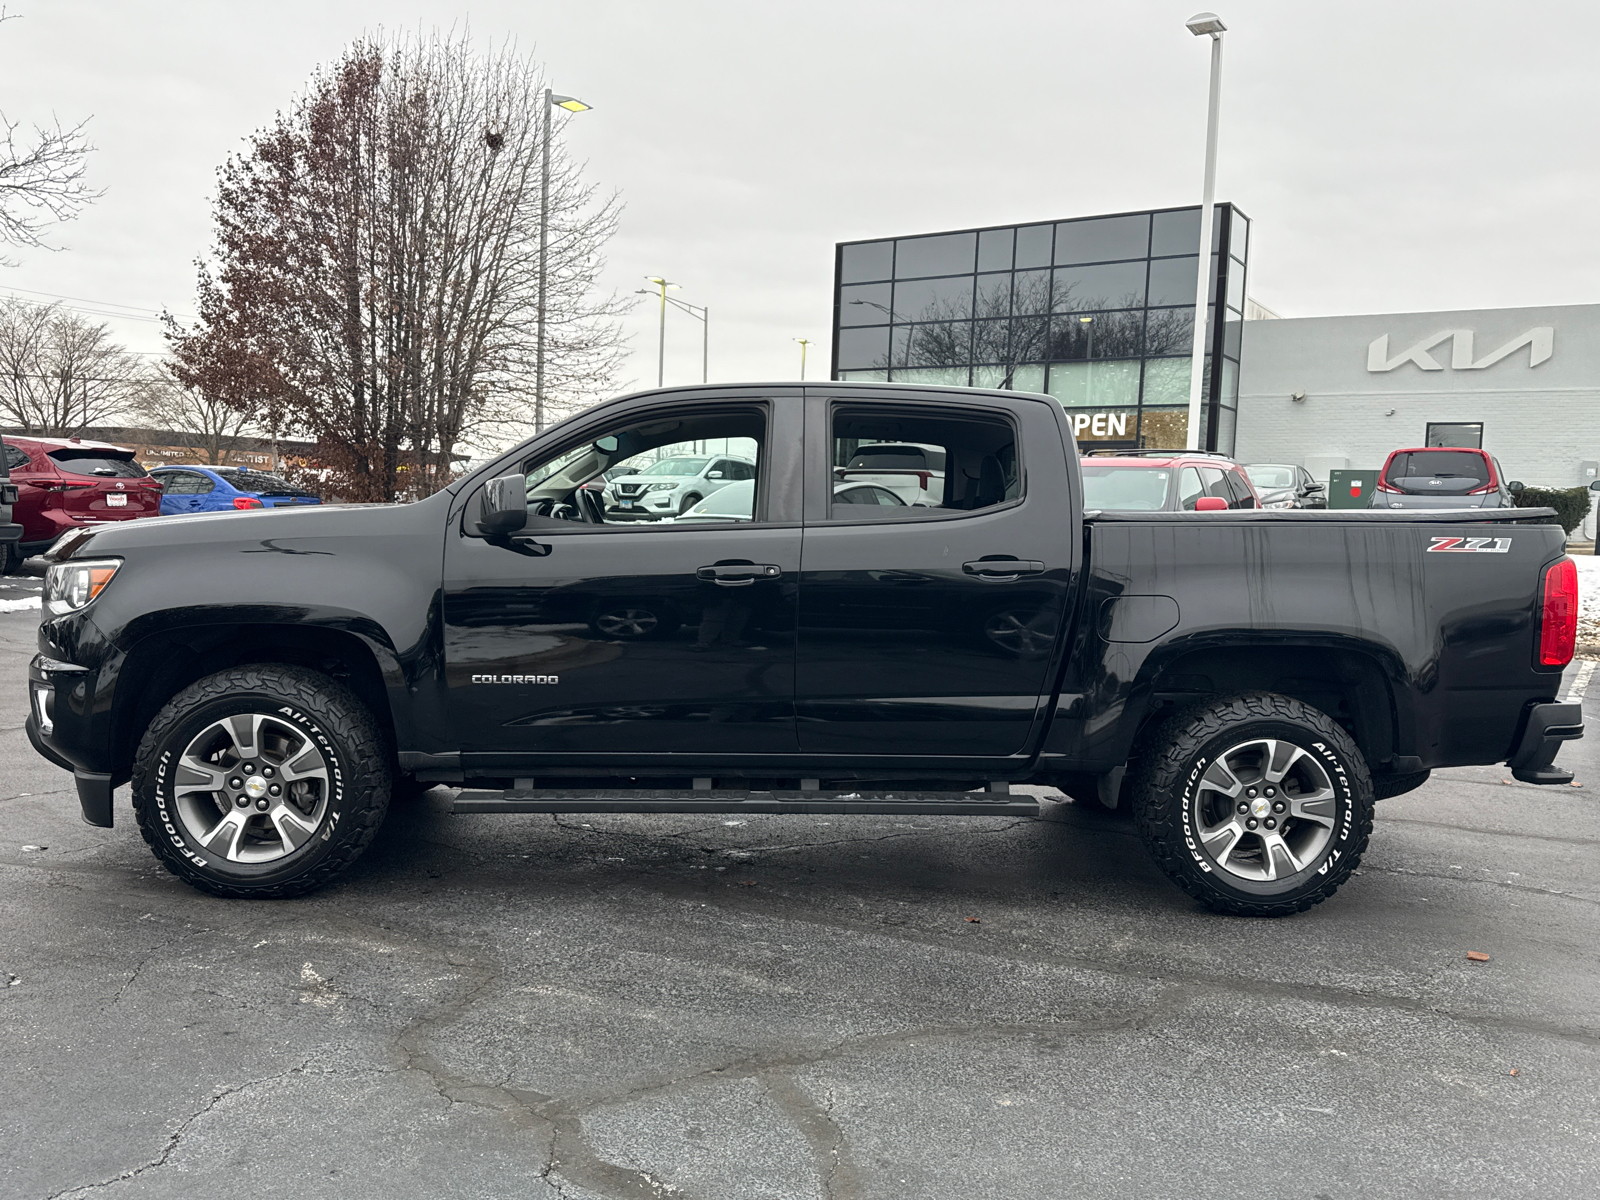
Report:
1507,701,1584,784
1,522,21,544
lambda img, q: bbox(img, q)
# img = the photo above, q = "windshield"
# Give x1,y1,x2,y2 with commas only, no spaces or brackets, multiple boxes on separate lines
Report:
639,457,707,477
846,444,947,471
1383,450,1489,494
1246,466,1295,489
47,450,146,479
216,469,314,496
1080,465,1171,511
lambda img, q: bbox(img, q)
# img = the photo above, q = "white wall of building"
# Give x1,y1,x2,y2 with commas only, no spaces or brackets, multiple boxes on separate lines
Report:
1235,303,1600,490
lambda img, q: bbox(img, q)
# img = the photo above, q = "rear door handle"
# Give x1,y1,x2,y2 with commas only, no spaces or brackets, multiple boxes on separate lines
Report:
697,562,781,586
963,558,1046,578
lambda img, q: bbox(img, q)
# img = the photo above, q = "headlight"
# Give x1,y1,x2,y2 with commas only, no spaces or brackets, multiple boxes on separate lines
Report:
645,482,679,493
44,558,122,616
1264,498,1297,510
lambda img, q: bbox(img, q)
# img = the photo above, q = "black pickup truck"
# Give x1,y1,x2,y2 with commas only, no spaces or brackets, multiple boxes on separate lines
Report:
23,383,1585,915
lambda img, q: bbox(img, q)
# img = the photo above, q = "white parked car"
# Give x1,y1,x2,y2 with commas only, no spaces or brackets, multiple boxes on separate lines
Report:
605,454,757,520
832,442,945,506
678,479,906,523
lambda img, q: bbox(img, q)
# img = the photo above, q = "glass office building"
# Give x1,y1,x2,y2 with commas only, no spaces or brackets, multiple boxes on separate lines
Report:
831,204,1249,452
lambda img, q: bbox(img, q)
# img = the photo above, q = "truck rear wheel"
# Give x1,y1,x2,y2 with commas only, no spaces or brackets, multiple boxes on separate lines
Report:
131,665,391,899
1131,693,1373,916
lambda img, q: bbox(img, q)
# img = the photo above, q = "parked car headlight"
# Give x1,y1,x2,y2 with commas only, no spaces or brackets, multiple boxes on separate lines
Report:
44,558,122,616
1264,497,1297,510
644,482,679,493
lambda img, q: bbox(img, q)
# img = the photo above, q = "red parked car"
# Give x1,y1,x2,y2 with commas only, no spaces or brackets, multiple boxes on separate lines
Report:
0,435,163,571
1079,449,1261,511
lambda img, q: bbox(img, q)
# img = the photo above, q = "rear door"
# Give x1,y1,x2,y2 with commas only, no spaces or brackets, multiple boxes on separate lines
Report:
794,390,1078,759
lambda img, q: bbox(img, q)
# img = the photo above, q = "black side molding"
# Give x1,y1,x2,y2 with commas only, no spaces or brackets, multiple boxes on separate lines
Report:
74,771,115,828
1508,702,1584,785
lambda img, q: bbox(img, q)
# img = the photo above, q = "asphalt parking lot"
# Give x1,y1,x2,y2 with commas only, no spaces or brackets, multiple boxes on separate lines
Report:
3,583,1599,1200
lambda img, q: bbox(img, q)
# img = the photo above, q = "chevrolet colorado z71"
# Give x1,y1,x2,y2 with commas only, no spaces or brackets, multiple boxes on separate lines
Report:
24,383,1585,915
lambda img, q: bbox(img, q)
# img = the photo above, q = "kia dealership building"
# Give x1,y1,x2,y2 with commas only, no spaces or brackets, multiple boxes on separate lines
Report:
831,209,1598,491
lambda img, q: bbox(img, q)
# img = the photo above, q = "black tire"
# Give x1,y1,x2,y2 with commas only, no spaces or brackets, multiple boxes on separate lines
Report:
0,540,20,575
1130,692,1373,917
1373,769,1430,800
131,664,390,899
678,493,702,516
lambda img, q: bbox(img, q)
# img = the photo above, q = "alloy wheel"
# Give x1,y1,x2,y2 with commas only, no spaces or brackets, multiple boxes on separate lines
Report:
1190,737,1338,882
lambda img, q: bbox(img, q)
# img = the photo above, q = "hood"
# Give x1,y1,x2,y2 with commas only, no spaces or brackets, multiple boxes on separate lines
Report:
50,493,447,560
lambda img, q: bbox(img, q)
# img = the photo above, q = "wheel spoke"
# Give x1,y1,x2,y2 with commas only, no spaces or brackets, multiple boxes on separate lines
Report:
1199,817,1247,864
1260,832,1302,880
226,713,265,758
201,810,248,860
1263,740,1305,784
175,754,227,791
1201,758,1245,798
279,743,328,785
1289,788,1338,827
270,804,319,851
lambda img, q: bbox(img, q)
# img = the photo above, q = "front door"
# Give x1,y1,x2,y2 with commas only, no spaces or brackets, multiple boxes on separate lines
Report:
794,392,1077,759
442,396,803,765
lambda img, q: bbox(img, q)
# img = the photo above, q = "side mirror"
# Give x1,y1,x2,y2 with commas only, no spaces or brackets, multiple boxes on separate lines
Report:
706,470,725,480
1590,480,1600,492
1305,482,1325,493
594,435,619,454
1507,480,1525,495
477,473,528,536
1195,496,1229,511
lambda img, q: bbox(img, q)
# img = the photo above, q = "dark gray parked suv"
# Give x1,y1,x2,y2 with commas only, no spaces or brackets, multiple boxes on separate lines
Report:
1376,447,1523,510
1,435,21,569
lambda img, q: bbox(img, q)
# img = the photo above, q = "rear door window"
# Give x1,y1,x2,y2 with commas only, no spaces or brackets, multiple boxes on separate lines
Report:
1177,467,1204,510
828,408,1016,520
1383,450,1489,494
48,450,146,479
1223,468,1256,509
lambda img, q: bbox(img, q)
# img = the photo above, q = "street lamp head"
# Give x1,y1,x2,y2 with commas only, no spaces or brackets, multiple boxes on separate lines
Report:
1079,316,1094,324
550,95,592,113
646,276,680,290
1186,11,1226,35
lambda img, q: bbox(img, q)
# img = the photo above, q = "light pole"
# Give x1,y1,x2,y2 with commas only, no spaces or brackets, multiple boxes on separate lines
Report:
640,292,710,383
795,338,814,381
1184,11,1226,451
536,90,592,433
643,277,680,387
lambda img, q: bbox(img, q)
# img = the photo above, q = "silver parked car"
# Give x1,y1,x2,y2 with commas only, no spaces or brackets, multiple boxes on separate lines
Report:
604,454,757,520
1244,464,1326,510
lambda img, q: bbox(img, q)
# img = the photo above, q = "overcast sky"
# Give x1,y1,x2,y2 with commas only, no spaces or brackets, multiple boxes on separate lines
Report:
1,0,1596,399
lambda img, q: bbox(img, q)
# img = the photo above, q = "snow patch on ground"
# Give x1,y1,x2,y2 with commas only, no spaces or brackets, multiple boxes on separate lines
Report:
0,596,41,613
1572,553,1600,659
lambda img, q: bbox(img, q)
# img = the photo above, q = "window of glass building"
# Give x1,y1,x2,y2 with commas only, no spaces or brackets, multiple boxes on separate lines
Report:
834,204,1248,453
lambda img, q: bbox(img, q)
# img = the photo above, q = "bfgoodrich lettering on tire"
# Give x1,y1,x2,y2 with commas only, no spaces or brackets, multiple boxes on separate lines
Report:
1131,693,1374,916
131,664,391,899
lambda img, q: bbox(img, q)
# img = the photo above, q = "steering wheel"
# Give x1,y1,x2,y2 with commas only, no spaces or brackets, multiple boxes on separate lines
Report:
530,497,583,522
576,486,606,524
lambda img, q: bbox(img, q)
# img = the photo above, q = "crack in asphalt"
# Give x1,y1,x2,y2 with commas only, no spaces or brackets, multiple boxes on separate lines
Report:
1363,862,1600,905
43,1058,317,1198
1378,815,1600,847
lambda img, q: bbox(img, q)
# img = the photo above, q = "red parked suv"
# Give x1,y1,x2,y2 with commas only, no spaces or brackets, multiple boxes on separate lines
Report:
1080,449,1261,512
1,435,163,571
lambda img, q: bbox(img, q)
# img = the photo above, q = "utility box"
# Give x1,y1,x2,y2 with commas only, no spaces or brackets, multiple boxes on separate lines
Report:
1328,468,1380,509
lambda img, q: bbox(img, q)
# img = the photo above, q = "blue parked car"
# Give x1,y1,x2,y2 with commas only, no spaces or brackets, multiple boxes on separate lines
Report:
148,465,322,516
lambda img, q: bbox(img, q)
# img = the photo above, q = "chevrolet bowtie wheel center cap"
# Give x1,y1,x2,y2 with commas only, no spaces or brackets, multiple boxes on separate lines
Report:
1250,796,1272,819
244,775,269,800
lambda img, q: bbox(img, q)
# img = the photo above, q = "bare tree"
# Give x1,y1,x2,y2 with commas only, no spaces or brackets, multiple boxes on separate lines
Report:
167,32,629,502
0,9,100,256
0,297,153,434
129,368,255,465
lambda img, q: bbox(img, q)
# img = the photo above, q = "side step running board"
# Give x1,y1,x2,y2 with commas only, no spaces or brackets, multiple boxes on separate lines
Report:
451,787,1039,818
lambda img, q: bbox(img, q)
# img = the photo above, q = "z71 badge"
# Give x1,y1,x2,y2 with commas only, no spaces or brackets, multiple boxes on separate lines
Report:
1426,536,1511,553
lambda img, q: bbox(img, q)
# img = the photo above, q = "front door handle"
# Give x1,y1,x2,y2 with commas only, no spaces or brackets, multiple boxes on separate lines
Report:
697,562,781,587
963,558,1046,578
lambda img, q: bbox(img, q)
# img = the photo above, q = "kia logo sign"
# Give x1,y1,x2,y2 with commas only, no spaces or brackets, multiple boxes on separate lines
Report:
1367,328,1553,372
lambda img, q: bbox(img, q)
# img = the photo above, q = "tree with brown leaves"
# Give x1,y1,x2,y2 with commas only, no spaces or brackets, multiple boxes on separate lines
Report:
168,33,627,502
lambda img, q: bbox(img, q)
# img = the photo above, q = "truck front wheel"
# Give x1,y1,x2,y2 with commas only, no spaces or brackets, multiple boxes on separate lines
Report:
130,665,391,899
1131,693,1374,916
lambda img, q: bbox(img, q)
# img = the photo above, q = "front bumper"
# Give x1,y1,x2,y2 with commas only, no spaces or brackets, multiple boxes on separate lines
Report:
26,651,121,825
1507,701,1584,784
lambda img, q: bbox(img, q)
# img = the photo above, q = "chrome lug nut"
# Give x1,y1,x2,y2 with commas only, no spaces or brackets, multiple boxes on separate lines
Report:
1264,787,1276,798
1237,802,1249,814
235,796,249,807
262,766,275,778
1265,818,1277,830
1246,787,1258,798
269,784,281,796
255,797,270,812
1273,801,1286,813
241,762,254,772
229,777,243,789
1246,818,1258,830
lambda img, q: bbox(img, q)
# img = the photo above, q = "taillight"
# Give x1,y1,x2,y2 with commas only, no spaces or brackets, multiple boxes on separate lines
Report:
1466,482,1496,495
1538,558,1578,667
233,496,264,510
1376,479,1401,493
